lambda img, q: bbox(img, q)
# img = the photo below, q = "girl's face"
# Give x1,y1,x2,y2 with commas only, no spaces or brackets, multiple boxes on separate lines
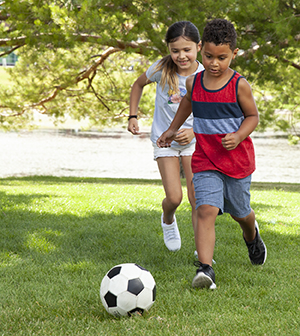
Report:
168,36,200,76
200,42,238,77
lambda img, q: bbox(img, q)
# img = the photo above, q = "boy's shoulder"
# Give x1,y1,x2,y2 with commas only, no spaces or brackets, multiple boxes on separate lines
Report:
186,73,198,92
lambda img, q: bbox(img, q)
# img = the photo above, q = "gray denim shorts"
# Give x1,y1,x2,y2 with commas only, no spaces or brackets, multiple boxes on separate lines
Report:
193,170,252,218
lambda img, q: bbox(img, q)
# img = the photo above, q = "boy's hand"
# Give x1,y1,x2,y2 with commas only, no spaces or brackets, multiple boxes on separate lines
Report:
222,133,241,151
157,129,177,148
174,128,194,146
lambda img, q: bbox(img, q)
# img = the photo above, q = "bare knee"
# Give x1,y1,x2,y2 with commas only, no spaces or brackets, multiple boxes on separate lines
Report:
197,204,219,220
164,193,182,209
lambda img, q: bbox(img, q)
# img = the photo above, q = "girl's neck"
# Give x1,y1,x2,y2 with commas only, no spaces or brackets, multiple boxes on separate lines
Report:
177,61,198,77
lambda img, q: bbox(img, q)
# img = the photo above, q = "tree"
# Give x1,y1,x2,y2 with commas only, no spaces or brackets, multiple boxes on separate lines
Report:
0,0,299,139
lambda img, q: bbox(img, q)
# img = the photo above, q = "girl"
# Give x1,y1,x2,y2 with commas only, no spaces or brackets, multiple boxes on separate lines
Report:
128,21,203,251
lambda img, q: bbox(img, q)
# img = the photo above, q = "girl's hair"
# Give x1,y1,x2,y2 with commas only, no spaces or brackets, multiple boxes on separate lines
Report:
154,21,200,92
202,19,237,51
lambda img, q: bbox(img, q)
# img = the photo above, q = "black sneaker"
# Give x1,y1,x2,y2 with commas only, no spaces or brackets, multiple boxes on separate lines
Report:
192,261,216,289
244,221,267,265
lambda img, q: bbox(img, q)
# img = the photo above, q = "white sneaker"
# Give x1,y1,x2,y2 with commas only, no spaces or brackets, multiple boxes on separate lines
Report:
161,214,181,251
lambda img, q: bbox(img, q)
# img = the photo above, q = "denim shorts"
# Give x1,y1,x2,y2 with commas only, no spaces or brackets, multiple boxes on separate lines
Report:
153,142,195,160
193,170,252,218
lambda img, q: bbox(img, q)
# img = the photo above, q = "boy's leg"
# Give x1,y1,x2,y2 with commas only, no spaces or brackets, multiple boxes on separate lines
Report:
192,204,219,289
224,174,266,265
192,171,223,289
231,209,256,242
195,204,219,266
231,209,267,265
157,157,182,251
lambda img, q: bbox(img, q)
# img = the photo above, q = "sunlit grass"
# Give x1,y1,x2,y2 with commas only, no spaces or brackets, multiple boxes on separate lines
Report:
0,176,299,335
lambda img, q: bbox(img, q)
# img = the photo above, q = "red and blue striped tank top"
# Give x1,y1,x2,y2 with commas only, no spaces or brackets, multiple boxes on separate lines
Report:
191,70,255,179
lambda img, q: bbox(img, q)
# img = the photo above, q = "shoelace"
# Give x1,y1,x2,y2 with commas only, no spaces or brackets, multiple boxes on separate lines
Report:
194,260,206,268
164,228,179,240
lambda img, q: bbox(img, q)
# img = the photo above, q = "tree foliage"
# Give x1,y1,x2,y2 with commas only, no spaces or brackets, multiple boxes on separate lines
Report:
0,0,299,136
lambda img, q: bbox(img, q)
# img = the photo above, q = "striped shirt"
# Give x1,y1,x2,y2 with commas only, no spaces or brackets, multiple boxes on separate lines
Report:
191,70,255,179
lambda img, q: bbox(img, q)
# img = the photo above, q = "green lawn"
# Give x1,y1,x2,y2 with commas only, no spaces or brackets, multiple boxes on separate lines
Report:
0,176,299,335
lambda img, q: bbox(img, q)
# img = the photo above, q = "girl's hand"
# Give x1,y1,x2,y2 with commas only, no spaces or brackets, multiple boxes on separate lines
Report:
174,128,194,146
222,133,241,151
127,118,140,135
157,129,177,148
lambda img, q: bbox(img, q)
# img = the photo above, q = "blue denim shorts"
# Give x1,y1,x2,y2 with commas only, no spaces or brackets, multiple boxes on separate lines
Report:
193,170,252,218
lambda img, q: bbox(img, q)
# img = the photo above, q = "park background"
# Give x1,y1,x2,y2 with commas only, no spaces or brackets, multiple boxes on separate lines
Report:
0,1,300,335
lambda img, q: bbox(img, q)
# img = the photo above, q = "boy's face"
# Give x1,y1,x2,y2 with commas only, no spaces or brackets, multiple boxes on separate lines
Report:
200,42,238,77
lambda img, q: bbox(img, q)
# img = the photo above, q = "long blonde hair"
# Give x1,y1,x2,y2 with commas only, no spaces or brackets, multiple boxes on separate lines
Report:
154,21,200,93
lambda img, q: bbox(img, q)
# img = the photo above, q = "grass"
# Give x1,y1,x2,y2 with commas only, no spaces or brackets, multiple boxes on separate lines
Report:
0,176,299,335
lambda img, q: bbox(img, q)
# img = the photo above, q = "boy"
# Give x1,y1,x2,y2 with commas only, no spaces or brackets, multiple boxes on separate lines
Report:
157,19,267,289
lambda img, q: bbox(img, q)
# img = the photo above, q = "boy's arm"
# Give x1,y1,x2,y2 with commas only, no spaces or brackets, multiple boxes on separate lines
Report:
157,75,194,147
222,78,259,151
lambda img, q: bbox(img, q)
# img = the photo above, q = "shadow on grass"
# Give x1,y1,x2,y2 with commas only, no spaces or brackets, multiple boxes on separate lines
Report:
0,206,167,267
2,175,300,191
251,181,300,192
0,203,176,321
0,175,163,186
0,175,299,325
1,175,299,267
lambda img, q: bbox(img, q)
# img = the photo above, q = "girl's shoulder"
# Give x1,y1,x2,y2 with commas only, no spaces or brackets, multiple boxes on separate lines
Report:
146,59,163,82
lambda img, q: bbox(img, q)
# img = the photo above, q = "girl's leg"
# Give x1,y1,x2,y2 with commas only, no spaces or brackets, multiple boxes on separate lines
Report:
180,156,197,235
157,156,182,251
156,156,182,224
195,204,219,266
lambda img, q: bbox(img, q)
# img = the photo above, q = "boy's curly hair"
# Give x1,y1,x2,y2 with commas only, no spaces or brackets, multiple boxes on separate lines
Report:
202,19,237,51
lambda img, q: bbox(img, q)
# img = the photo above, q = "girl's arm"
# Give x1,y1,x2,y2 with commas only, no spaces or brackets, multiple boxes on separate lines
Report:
128,72,152,135
157,75,194,147
222,78,259,151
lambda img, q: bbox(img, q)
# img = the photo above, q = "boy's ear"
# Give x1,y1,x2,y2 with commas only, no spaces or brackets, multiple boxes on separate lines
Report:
232,48,239,59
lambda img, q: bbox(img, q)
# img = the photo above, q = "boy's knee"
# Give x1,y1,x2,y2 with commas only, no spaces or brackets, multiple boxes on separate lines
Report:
197,204,219,218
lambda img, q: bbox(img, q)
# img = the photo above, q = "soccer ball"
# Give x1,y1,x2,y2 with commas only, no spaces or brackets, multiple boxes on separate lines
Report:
100,263,156,317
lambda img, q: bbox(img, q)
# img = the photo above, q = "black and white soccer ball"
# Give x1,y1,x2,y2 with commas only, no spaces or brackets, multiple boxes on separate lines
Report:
100,263,156,317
